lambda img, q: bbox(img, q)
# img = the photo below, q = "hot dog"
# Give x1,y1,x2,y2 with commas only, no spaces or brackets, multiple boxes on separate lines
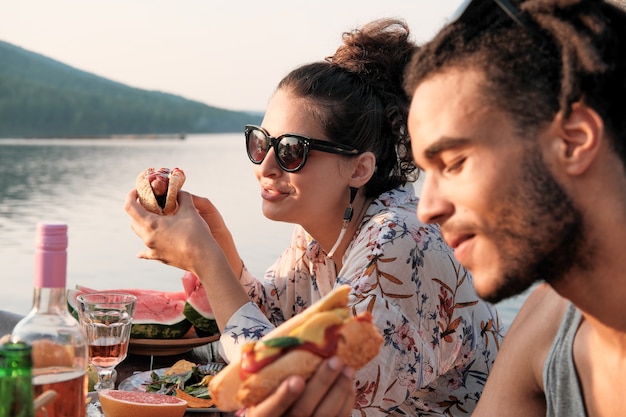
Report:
208,285,383,411
135,167,186,215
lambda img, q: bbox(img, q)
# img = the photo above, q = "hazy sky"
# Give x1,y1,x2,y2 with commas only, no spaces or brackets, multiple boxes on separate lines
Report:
2,0,463,112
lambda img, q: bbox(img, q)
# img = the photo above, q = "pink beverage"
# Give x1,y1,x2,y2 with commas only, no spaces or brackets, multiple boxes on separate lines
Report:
11,223,89,417
89,340,128,368
77,292,135,390
33,368,86,417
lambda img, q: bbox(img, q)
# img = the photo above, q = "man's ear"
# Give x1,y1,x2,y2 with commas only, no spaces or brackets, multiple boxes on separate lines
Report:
553,102,604,176
350,151,376,187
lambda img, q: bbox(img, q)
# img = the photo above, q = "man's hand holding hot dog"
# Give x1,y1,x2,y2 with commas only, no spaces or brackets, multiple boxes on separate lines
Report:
208,285,383,412
247,356,356,417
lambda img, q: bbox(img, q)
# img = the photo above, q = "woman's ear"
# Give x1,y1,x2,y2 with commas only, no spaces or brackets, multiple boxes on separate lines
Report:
552,102,604,176
350,151,376,187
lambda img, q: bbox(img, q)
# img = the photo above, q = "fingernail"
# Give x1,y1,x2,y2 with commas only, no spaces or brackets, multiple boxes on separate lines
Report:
342,366,355,379
288,376,305,392
328,356,343,371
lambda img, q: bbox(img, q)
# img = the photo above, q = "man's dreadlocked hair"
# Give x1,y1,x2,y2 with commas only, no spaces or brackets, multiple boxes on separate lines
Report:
404,0,626,166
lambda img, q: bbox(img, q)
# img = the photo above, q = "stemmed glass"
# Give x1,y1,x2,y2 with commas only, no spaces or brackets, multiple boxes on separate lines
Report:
76,292,136,390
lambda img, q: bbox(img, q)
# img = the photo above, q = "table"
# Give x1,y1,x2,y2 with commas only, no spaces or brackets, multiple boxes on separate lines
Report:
115,344,235,417
0,310,235,416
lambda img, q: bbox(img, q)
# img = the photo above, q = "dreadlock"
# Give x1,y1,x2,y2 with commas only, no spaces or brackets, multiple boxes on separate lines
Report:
404,0,626,166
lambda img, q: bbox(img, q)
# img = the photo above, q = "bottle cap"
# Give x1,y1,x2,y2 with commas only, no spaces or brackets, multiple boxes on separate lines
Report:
35,222,68,251
34,222,68,288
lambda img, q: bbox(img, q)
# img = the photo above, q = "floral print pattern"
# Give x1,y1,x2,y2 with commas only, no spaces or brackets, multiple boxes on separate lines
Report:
220,184,503,416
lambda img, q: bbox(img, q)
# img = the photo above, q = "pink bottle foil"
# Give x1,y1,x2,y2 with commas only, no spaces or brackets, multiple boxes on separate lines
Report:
33,222,68,288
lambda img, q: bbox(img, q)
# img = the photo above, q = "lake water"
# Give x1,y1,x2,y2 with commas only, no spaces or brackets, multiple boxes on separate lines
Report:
0,134,529,328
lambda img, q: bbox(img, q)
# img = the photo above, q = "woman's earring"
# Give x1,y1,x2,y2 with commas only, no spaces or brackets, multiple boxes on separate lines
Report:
327,186,358,259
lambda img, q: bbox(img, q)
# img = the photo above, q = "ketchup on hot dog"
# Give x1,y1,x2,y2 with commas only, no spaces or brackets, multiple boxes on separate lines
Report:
240,324,342,378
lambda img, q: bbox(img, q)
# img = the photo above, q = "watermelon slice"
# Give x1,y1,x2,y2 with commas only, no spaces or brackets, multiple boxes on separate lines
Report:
181,272,219,337
67,285,192,339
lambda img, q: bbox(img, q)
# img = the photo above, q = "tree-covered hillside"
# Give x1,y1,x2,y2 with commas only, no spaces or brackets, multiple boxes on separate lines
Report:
0,41,262,138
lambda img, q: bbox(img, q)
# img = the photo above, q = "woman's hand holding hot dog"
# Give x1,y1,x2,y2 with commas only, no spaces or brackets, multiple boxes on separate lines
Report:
132,166,243,277
128,169,380,416
126,186,250,331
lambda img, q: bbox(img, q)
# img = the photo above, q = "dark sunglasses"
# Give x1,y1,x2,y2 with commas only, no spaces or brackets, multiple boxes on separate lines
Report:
245,125,360,173
452,0,529,29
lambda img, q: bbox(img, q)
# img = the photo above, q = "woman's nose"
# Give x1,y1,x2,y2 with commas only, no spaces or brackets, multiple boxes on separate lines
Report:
257,146,282,177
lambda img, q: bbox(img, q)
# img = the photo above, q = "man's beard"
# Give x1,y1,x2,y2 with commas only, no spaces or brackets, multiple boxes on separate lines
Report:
482,148,590,304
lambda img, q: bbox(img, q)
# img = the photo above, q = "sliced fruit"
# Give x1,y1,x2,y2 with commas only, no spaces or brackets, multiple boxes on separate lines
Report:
181,272,219,337
98,389,187,417
68,286,192,339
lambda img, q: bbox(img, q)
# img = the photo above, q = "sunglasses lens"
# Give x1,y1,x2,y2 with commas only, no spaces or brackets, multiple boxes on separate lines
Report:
276,136,306,171
247,128,269,163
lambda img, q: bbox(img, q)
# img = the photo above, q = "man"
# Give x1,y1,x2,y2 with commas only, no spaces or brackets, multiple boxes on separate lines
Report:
404,0,626,416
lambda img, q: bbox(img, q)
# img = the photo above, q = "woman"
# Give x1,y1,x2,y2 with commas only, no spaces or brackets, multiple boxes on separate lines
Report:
126,18,502,416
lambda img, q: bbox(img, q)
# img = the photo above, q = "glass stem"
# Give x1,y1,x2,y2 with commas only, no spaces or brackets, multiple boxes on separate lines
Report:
96,368,115,390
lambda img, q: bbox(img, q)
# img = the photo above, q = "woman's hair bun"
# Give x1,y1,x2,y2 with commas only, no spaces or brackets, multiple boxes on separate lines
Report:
326,18,415,87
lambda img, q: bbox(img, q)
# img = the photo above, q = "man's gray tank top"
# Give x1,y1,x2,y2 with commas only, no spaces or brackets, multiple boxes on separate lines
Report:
543,303,586,416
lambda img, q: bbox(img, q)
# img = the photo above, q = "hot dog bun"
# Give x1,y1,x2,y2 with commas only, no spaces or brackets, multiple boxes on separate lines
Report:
136,167,186,215
208,285,383,411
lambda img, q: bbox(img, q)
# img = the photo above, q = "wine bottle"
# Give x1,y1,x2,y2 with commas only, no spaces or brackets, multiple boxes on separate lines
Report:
0,342,35,417
11,222,88,417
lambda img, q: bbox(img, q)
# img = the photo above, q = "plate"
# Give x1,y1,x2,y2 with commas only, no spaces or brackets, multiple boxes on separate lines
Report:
86,392,103,417
118,368,222,413
129,333,220,356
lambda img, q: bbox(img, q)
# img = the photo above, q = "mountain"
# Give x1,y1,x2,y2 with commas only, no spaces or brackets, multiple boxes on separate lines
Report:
0,40,262,138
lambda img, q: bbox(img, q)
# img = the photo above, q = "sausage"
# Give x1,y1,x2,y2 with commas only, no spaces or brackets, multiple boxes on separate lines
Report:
135,167,186,215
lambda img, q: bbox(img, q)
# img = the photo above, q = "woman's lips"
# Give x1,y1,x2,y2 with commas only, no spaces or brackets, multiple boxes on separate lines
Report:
260,187,290,202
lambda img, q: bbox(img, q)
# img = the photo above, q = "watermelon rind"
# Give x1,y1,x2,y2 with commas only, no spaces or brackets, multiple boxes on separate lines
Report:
66,288,81,320
130,319,192,339
183,303,219,337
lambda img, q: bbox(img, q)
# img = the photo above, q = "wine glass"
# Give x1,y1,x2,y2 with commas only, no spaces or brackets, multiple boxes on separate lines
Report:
76,292,136,390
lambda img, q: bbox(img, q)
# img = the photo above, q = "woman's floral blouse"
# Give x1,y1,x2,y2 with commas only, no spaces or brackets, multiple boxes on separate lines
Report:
220,184,504,416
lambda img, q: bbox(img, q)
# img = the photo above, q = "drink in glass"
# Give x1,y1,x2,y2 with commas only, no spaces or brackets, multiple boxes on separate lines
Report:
32,367,85,417
76,292,136,390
